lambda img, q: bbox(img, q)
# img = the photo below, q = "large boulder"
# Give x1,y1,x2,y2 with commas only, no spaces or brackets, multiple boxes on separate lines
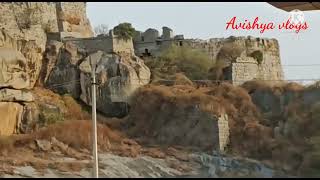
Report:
37,40,64,86
45,41,84,98
0,28,45,89
18,37,45,88
20,102,40,133
0,88,34,102
79,51,151,117
0,102,24,136
0,47,30,89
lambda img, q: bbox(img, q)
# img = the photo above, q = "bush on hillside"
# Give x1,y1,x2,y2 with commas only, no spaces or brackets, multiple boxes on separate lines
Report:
113,22,136,41
145,44,214,81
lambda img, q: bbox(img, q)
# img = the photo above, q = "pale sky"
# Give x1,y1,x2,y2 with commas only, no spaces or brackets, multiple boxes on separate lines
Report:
87,2,320,83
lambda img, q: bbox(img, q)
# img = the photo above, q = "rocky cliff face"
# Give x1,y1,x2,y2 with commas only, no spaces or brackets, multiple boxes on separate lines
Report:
0,2,94,135
43,43,151,117
0,29,37,135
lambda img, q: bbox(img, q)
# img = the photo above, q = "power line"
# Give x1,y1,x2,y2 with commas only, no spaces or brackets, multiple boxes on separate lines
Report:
282,64,320,67
1,77,320,100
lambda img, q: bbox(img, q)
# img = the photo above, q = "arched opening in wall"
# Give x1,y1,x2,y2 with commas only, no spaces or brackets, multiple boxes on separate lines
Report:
249,50,263,65
143,48,151,57
179,41,183,46
222,66,232,81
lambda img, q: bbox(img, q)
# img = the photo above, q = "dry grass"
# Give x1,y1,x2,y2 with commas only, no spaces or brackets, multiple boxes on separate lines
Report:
62,95,91,121
242,80,305,95
0,120,125,155
0,136,15,155
31,120,124,151
127,83,273,157
32,87,66,113
128,84,225,151
239,80,320,175
145,44,213,81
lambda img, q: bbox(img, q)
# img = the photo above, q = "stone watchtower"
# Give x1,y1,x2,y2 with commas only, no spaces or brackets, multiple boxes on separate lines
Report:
162,27,174,40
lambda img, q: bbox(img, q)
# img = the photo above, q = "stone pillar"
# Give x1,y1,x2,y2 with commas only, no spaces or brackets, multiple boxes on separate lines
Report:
217,114,229,152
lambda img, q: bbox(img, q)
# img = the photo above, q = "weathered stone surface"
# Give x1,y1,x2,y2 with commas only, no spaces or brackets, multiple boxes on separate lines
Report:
0,2,93,37
45,41,84,98
214,36,284,85
57,2,94,37
0,88,34,102
19,39,44,88
0,2,93,89
0,47,30,89
134,27,284,85
79,51,150,117
46,61,81,99
195,153,285,178
37,40,63,86
50,137,69,152
35,139,52,151
0,27,45,89
0,102,23,136
20,102,40,133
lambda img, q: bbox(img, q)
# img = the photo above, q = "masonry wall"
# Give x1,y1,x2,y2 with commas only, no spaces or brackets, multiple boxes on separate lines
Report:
63,35,135,55
57,2,93,37
112,38,134,54
63,37,113,54
217,113,229,152
134,41,158,56
183,37,284,85
232,62,259,85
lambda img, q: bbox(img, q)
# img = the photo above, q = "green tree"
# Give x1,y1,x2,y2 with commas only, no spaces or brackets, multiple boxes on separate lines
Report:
113,22,136,40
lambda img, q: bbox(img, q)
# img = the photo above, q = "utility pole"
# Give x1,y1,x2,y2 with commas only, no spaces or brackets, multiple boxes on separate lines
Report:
90,55,99,178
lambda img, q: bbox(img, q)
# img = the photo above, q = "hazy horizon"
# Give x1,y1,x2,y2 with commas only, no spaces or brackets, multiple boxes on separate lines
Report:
87,2,320,83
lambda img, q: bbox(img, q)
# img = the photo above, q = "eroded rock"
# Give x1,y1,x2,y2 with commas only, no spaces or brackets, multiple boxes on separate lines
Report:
0,89,34,102
0,48,30,89
35,139,52,151
79,51,150,117
0,102,23,136
20,102,40,133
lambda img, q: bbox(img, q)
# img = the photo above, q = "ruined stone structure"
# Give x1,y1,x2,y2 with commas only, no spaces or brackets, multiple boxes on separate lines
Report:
185,36,284,85
133,27,284,85
217,114,229,152
133,26,184,57
59,30,134,55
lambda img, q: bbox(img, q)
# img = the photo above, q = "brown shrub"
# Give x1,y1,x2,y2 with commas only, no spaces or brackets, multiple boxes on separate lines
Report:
32,120,124,151
242,80,305,95
32,87,66,112
62,95,90,120
0,136,15,155
3,120,123,153
128,84,225,151
128,83,273,158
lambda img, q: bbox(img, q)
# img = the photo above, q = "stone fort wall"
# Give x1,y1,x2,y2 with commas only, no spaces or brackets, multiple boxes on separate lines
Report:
133,28,284,85
184,36,284,85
